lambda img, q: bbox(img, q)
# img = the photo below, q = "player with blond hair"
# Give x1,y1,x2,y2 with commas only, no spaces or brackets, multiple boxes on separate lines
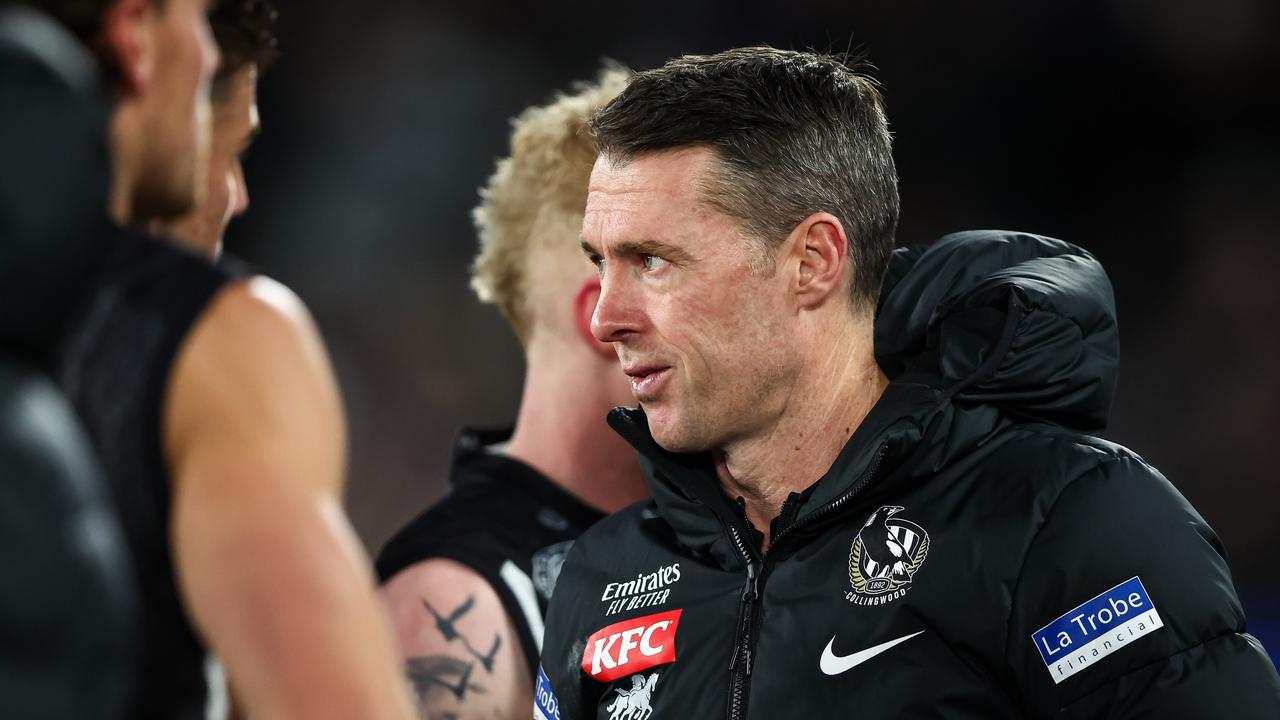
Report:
377,66,647,719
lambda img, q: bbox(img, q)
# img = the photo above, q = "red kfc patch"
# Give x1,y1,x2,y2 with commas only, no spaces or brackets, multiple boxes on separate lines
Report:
581,609,682,682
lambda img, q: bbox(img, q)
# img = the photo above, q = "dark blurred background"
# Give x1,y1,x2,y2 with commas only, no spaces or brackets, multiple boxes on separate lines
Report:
230,0,1279,655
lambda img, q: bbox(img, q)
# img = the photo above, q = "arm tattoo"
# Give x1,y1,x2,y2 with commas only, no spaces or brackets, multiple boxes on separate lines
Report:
417,595,503,674
404,655,486,703
403,594,506,711
421,596,474,642
462,633,502,674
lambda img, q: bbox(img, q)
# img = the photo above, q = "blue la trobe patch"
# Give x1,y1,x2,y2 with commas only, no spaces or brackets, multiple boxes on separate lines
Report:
1031,576,1164,684
534,665,562,720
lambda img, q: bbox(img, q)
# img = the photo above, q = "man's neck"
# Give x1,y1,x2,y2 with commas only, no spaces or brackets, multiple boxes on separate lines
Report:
106,108,139,227
715,319,888,551
149,220,220,259
504,351,649,515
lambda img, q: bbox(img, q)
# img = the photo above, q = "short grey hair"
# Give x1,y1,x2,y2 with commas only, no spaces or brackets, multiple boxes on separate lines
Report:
589,47,899,309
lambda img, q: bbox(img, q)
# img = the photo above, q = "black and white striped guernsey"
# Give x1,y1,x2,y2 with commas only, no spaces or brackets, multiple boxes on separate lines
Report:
376,427,605,679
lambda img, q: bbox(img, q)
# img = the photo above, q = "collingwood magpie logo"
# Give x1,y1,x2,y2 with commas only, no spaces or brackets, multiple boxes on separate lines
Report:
845,506,930,607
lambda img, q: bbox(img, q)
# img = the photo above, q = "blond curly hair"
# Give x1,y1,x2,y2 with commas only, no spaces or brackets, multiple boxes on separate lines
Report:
470,65,631,346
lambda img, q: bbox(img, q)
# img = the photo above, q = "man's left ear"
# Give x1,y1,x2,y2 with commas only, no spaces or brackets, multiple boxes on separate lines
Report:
99,0,153,98
790,212,849,309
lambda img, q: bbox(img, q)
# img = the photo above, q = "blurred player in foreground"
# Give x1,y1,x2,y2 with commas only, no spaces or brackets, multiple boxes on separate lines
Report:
161,0,273,259
377,67,647,719
0,4,136,716
45,0,414,716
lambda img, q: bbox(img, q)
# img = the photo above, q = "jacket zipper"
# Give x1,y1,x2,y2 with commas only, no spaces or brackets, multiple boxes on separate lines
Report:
726,523,759,720
770,443,888,550
723,442,887,720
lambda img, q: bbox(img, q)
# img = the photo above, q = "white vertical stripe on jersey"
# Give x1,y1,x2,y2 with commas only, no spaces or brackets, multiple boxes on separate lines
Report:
500,559,546,654
204,655,228,720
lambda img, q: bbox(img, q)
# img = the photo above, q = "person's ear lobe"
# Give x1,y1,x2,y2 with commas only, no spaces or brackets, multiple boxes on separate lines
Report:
574,277,616,357
792,212,849,309
100,0,153,98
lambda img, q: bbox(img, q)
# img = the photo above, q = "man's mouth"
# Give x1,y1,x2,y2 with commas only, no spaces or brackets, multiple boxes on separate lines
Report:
623,365,672,400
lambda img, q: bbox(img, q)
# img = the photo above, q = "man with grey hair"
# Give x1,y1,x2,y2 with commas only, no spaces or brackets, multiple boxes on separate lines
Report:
538,46,1279,719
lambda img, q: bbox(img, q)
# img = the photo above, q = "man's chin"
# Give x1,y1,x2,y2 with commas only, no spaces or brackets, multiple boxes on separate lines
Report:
644,408,709,455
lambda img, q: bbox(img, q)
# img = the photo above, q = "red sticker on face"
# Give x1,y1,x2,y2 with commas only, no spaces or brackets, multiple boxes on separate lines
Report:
581,609,682,682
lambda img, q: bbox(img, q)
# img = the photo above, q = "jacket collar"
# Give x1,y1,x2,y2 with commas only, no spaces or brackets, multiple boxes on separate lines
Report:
608,381,944,568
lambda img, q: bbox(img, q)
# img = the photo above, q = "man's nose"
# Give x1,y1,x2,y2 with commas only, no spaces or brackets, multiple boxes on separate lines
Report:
591,270,642,343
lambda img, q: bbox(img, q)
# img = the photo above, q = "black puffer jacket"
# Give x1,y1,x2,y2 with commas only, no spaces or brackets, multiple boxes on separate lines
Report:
0,6,136,718
537,230,1280,719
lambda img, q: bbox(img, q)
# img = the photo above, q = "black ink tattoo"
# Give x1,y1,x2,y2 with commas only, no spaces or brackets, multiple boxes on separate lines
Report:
462,633,502,674
404,656,485,703
421,596,474,642
418,595,503,676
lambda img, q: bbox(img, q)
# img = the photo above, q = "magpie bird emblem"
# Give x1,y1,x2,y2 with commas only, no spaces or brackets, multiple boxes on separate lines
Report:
848,506,930,601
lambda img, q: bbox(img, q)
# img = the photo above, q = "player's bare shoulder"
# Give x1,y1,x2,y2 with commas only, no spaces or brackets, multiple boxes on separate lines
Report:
163,275,344,488
172,275,336,393
382,558,532,719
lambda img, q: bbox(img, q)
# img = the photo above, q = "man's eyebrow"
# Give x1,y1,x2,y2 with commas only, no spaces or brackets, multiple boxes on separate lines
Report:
580,239,691,261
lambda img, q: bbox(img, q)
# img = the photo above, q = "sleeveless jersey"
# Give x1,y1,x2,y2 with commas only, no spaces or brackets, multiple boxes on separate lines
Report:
376,427,605,679
56,233,240,720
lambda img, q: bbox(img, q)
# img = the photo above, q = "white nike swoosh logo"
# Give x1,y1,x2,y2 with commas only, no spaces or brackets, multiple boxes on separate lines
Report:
819,630,925,675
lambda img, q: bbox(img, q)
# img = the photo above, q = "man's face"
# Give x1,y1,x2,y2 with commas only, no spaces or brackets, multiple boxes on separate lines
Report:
582,147,801,454
129,0,219,222
167,65,259,256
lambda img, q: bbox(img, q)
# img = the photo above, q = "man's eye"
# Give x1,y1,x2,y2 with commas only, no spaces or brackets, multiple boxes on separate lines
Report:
642,255,668,271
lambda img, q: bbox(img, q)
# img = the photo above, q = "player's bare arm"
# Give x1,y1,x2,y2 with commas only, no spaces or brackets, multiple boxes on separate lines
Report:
382,558,532,720
165,276,414,719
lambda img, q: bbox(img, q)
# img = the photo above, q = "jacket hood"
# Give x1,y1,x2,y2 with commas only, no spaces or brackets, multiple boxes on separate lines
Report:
611,229,1120,565
608,381,939,567
0,5,112,366
877,230,1118,435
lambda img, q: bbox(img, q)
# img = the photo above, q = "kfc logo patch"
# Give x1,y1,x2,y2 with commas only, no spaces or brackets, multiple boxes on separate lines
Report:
581,609,682,682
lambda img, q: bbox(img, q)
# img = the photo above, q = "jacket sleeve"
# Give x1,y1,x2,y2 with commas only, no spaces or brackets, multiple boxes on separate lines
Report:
536,539,594,720
1003,453,1280,718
